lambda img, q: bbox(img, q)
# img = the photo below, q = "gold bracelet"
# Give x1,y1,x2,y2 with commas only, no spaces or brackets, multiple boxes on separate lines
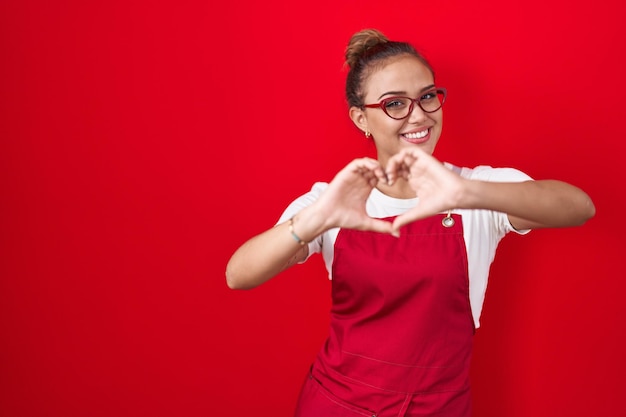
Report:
288,217,306,246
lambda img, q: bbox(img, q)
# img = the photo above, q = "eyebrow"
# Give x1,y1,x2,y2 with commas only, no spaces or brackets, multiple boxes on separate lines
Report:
377,84,436,101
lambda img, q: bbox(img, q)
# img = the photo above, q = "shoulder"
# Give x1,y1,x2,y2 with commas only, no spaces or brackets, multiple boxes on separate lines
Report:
276,182,329,225
287,182,329,203
444,162,533,183
310,182,329,194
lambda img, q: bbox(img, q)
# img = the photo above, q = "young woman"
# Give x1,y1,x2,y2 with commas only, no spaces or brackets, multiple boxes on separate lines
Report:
226,29,595,417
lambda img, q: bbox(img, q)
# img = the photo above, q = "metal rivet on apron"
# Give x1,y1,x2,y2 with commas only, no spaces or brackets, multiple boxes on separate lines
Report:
442,211,455,227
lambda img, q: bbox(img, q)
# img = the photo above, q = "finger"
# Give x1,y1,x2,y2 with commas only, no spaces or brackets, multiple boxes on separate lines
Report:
386,148,421,184
352,158,380,173
361,171,377,186
361,218,394,234
385,154,409,185
372,165,389,184
354,158,389,185
391,209,429,236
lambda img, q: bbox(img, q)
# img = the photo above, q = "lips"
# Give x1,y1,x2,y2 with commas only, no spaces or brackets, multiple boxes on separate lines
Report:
401,128,430,144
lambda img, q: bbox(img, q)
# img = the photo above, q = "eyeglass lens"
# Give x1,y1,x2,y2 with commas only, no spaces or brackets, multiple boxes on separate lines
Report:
383,90,444,119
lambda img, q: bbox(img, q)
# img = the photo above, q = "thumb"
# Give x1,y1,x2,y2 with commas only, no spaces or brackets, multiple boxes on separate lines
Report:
361,218,395,235
391,209,429,236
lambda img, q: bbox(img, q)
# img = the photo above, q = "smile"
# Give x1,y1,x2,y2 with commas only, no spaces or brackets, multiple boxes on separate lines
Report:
402,129,429,139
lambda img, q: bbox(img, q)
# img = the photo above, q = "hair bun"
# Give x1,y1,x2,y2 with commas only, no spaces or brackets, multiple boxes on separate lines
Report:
345,28,389,68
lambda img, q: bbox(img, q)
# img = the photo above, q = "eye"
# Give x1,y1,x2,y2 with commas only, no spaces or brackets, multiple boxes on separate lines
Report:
383,98,408,109
420,91,438,102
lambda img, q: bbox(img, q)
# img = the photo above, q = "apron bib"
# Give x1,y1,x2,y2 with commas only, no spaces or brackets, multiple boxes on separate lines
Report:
295,214,474,417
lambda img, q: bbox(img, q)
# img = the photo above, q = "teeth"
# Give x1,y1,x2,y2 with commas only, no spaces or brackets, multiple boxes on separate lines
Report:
404,129,428,139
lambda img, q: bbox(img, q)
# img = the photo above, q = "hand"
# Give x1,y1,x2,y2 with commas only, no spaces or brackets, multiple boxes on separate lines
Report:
385,147,466,234
311,157,394,234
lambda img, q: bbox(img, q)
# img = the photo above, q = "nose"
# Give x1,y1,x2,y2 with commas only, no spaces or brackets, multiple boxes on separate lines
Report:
407,100,428,123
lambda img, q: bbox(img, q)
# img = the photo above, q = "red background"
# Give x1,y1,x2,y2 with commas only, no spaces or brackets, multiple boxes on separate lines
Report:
1,1,625,416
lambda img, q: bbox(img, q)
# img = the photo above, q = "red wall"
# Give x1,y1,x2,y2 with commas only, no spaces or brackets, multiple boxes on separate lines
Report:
1,1,625,416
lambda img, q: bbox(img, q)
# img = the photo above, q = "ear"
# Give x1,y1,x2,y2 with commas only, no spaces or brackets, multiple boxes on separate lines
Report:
349,106,368,135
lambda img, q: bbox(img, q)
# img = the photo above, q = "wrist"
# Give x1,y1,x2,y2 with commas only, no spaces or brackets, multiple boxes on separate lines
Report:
454,177,479,209
289,206,330,244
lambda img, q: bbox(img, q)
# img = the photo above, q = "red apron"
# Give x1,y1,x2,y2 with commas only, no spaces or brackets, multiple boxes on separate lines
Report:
294,214,474,417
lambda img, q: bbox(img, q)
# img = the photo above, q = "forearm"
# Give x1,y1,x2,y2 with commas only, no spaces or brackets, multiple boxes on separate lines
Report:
462,179,596,229
226,157,397,289
225,206,329,290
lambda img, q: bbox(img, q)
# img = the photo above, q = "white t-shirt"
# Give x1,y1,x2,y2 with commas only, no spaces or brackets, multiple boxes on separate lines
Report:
278,163,533,328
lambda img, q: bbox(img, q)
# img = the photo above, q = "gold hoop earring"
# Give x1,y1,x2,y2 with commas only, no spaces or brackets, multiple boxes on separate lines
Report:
365,130,371,138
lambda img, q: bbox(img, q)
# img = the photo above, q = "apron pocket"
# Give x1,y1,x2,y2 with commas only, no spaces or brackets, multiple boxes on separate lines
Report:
295,371,377,417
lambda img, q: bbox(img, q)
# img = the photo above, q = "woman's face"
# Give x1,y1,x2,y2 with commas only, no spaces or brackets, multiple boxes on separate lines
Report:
350,55,443,164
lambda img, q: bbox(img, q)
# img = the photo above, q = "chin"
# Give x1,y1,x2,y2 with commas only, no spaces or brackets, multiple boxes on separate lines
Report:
404,141,438,156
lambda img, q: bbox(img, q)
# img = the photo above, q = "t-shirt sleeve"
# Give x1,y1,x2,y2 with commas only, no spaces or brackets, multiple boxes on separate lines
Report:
466,165,534,183
276,182,328,259
461,165,534,235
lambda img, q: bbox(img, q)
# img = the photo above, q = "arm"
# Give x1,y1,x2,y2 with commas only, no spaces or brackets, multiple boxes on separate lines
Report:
464,179,595,230
385,148,595,233
225,157,393,290
225,217,309,290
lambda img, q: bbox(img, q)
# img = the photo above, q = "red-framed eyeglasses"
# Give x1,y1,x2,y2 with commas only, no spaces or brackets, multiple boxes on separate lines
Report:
363,87,447,120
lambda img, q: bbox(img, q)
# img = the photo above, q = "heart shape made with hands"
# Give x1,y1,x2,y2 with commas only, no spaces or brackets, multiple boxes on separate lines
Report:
383,148,464,233
319,147,464,237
